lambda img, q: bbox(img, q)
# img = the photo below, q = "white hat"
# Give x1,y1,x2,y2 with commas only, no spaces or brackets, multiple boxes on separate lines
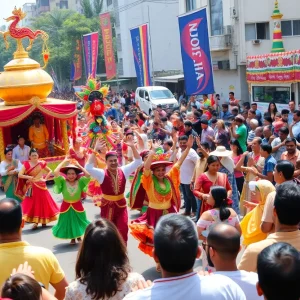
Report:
210,146,232,157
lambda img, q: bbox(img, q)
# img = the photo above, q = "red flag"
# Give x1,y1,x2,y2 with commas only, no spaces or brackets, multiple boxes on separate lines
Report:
100,12,117,80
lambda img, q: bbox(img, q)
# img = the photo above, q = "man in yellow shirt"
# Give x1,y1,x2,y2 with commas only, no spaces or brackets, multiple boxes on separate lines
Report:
29,115,50,157
0,198,68,300
238,181,300,272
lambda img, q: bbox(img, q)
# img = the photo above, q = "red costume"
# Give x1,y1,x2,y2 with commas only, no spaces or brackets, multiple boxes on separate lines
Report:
99,169,128,242
15,161,59,224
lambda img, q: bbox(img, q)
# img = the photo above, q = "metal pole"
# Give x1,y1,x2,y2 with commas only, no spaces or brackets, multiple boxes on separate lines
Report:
147,5,155,86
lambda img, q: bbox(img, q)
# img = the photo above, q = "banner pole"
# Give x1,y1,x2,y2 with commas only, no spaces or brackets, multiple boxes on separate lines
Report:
147,5,155,86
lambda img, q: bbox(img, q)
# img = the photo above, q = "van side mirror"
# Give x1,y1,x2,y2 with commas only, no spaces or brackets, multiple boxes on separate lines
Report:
145,96,149,100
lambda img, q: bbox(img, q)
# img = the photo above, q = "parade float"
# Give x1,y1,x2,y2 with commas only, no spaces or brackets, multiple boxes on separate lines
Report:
0,7,77,170
246,0,300,112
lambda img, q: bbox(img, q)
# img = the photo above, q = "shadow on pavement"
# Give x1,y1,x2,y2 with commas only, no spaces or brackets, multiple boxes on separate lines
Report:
53,242,80,254
22,225,53,235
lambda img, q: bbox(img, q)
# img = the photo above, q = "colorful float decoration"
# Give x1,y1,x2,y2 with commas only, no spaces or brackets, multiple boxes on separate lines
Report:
0,8,77,170
76,77,114,149
246,0,300,84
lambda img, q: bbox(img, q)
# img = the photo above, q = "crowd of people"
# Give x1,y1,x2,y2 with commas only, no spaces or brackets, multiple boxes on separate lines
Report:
0,90,300,300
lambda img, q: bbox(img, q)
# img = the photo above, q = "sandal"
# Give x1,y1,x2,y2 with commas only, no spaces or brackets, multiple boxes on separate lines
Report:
32,223,38,230
70,239,76,245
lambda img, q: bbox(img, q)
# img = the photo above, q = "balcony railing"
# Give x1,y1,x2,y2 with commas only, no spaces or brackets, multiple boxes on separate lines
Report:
209,35,232,51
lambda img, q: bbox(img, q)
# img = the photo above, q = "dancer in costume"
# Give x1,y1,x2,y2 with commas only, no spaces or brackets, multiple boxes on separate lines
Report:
86,139,142,243
68,136,88,200
28,114,50,158
86,146,107,206
0,147,22,202
129,135,194,257
129,150,150,213
16,148,59,229
68,137,88,167
52,158,91,244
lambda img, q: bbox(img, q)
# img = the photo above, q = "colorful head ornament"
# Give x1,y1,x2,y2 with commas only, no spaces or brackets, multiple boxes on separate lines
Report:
75,77,113,149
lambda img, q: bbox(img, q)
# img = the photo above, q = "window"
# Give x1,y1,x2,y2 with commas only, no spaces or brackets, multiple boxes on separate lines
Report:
186,0,195,12
139,89,144,98
117,34,122,51
40,0,49,6
60,1,68,9
107,0,112,6
252,86,290,104
245,22,270,40
150,90,173,100
210,0,223,36
282,20,300,36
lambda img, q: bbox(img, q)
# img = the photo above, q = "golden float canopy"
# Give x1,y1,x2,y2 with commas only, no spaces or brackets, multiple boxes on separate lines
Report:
0,6,52,105
0,8,77,161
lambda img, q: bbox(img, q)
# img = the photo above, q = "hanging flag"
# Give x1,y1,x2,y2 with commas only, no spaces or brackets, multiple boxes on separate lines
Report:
130,24,152,87
178,8,214,95
70,40,83,81
82,32,99,78
100,12,116,80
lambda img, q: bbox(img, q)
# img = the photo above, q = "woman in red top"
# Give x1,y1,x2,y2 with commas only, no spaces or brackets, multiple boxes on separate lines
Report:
230,139,244,195
136,112,146,127
68,137,87,167
193,155,232,217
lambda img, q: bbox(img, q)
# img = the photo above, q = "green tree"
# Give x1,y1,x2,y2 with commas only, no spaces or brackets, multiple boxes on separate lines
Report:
81,0,93,18
93,0,104,15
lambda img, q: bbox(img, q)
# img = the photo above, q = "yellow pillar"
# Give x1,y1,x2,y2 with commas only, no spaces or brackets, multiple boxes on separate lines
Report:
61,120,69,154
0,127,4,161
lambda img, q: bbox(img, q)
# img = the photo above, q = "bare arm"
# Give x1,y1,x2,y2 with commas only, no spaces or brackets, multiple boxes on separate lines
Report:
177,135,194,167
144,151,155,171
53,157,69,178
18,165,33,180
51,277,68,300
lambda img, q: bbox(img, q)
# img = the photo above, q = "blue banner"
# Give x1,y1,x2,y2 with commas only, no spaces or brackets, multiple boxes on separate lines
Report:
178,8,214,95
130,24,152,87
82,32,99,78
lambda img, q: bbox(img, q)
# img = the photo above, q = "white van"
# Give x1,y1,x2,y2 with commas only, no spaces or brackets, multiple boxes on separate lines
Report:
135,86,179,115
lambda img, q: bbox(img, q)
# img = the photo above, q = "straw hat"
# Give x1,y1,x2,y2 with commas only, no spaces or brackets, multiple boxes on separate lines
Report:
150,161,173,170
60,164,82,175
210,146,232,157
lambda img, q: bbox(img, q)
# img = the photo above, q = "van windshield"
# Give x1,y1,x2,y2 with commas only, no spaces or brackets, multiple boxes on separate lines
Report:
150,90,173,100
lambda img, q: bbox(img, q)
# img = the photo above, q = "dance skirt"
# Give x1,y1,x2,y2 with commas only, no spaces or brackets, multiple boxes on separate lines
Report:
22,183,59,224
52,201,90,239
87,179,102,206
129,206,176,257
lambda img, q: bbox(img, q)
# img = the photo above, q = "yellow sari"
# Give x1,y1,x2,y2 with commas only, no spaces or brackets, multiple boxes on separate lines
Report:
240,180,275,246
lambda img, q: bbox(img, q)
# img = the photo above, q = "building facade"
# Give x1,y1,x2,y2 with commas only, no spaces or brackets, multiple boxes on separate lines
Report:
106,0,182,89
22,3,36,26
179,0,300,103
35,0,80,15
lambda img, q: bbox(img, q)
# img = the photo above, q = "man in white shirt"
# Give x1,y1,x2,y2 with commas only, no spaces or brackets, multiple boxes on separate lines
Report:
86,139,142,243
177,136,198,217
124,214,245,300
12,136,30,163
206,223,262,300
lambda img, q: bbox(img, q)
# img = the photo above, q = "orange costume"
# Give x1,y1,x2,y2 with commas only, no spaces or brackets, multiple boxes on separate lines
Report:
129,163,181,256
29,124,50,157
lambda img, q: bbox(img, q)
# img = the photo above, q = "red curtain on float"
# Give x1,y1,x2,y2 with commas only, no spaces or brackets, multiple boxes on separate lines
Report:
0,100,78,146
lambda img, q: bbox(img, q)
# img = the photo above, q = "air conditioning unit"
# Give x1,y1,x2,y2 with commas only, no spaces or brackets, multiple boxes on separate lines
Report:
252,39,261,45
217,60,230,70
230,7,238,19
223,25,232,35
